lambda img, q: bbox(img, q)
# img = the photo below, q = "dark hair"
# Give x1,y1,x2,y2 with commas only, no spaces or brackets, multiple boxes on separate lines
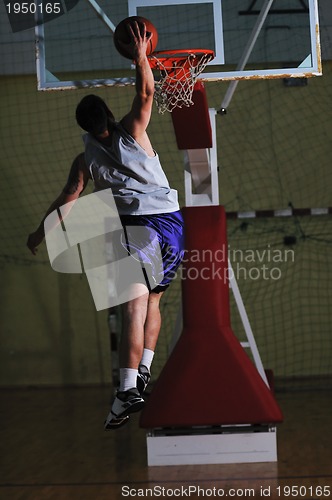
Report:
75,95,114,135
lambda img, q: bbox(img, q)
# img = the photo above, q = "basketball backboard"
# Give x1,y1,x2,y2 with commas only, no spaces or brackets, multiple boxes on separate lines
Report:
36,0,321,90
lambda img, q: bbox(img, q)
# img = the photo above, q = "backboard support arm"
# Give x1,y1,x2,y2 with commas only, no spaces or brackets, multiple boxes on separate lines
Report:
220,0,275,112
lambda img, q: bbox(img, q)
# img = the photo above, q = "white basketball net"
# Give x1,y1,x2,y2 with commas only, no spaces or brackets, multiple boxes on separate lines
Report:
149,51,214,114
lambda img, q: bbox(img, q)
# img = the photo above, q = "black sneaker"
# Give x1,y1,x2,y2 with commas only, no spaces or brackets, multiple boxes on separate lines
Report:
104,387,145,430
104,414,130,430
137,365,151,395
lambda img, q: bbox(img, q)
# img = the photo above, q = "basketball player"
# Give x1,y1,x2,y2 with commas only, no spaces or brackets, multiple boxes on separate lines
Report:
27,20,184,429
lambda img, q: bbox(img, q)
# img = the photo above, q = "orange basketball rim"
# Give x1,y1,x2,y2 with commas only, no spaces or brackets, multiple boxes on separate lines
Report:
148,49,215,113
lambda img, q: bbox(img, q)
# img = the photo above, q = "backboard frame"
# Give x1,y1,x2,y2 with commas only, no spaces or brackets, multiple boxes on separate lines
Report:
35,0,322,91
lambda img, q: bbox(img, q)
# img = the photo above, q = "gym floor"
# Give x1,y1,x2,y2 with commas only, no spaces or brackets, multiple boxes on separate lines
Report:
1,388,331,500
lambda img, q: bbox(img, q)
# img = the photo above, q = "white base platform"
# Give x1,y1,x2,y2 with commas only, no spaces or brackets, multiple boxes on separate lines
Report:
146,426,278,466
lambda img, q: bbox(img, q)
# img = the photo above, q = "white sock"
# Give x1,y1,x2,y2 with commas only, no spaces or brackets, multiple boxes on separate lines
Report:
119,368,138,392
140,348,155,371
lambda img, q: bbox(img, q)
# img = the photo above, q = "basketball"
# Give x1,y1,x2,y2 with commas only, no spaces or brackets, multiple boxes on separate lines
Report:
114,16,158,60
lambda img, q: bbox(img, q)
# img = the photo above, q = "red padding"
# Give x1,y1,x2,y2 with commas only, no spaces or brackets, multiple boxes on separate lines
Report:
171,81,212,150
181,205,231,328
140,206,283,428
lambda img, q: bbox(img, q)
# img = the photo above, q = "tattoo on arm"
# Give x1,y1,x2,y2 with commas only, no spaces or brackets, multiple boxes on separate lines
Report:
63,156,83,195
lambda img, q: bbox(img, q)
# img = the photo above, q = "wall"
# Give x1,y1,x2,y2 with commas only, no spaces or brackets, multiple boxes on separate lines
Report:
1,1,332,386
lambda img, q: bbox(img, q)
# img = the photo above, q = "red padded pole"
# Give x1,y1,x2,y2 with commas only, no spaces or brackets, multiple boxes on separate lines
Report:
182,206,231,329
171,81,213,150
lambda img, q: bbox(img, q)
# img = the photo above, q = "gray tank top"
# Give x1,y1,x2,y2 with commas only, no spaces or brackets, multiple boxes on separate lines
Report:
83,123,179,216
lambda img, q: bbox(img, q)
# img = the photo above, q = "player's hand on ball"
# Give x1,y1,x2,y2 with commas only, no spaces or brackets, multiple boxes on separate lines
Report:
114,16,157,60
122,21,153,61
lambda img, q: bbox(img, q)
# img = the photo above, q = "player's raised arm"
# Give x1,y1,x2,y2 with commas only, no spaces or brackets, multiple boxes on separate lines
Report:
120,21,155,146
27,153,90,255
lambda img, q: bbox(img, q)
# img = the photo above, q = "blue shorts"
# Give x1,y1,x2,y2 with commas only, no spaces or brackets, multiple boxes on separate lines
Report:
120,210,185,293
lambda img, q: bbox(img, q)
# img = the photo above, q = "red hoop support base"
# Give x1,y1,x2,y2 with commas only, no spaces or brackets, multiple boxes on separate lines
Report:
140,206,283,428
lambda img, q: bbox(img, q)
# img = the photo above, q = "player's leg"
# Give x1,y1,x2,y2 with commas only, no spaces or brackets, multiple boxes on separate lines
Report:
136,211,185,395
137,291,164,394
105,211,184,428
119,284,150,369
105,285,149,430
143,291,164,352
